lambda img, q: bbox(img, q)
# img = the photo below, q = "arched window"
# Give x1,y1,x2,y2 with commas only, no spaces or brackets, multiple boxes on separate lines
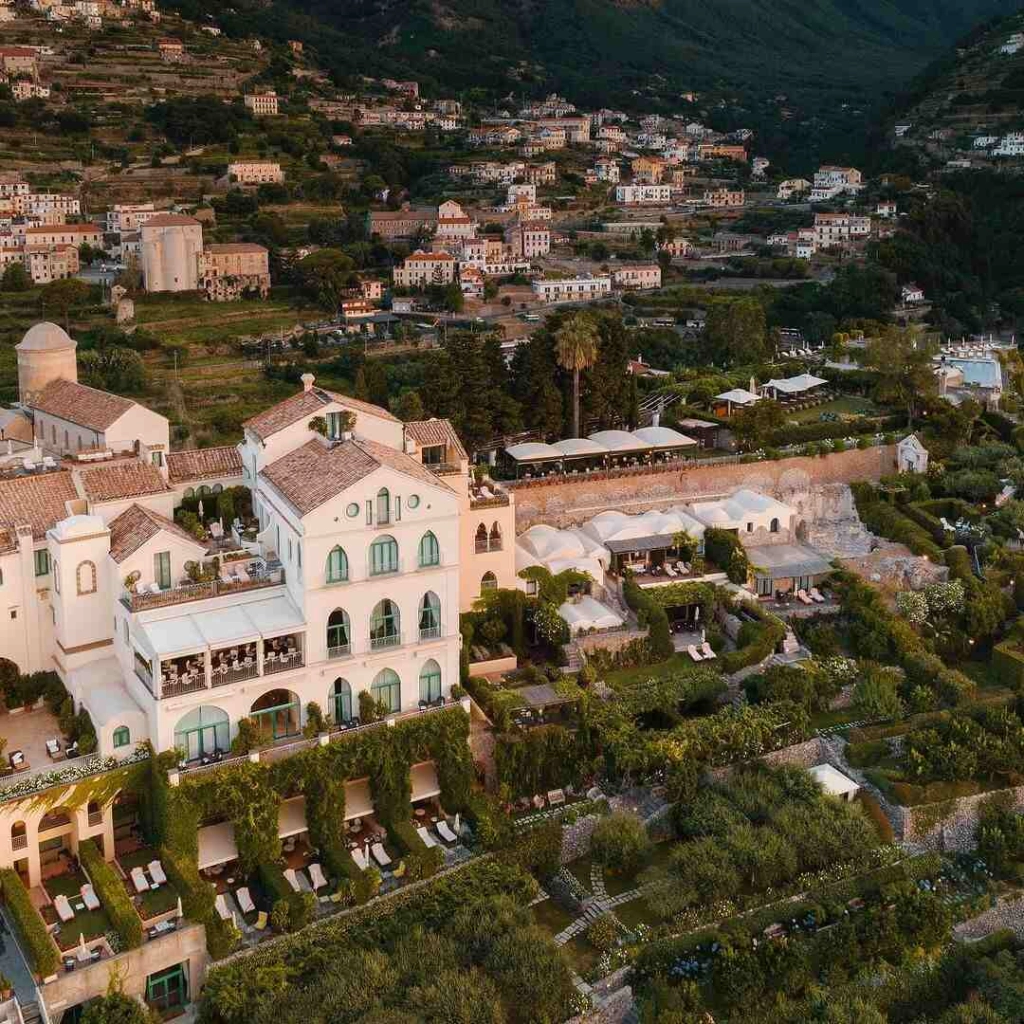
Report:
212,484,223,494
419,592,441,641
11,821,25,846
184,487,195,499
76,560,96,596
419,659,441,704
174,706,230,763
481,571,498,592
330,679,352,724
327,609,351,657
371,668,401,713
489,523,503,551
475,523,488,553
326,545,349,583
112,726,130,748
198,485,211,498
369,598,401,650
250,688,300,742
418,531,439,568
376,487,391,525
770,518,780,534
369,535,399,576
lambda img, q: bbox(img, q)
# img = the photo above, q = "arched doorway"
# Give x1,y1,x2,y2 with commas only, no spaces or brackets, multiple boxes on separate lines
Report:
250,688,300,743
370,669,401,714
419,660,441,704
174,706,230,763
331,679,352,724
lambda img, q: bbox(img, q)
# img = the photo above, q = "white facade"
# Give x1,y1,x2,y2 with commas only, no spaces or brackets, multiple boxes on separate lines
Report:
615,184,671,205
532,276,612,303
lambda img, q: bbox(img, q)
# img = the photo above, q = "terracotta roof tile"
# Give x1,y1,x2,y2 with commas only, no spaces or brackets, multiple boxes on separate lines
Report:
404,419,467,461
108,503,204,564
32,379,134,431
261,437,451,515
142,214,199,228
243,386,398,442
76,460,170,502
165,445,243,484
0,471,78,539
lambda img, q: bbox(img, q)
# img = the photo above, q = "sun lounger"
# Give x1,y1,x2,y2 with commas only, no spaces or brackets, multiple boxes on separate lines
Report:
687,645,704,662
148,860,167,887
236,887,255,915
371,842,392,868
416,826,437,849
351,847,369,871
80,884,100,911
810,587,825,603
436,820,458,844
54,894,74,923
700,642,717,660
664,565,677,577
308,863,328,891
214,894,232,922
283,868,301,893
130,866,151,894
797,589,813,605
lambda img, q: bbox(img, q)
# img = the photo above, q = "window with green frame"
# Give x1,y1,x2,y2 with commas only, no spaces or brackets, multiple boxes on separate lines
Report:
326,545,348,583
419,659,441,703
112,726,130,748
418,531,440,567
369,535,399,575
146,964,188,1014
369,599,400,647
371,668,401,712
33,549,49,577
154,551,171,590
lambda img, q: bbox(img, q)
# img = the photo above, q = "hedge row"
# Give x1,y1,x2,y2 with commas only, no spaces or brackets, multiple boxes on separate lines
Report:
851,483,944,559
0,868,58,977
766,415,902,447
992,642,1024,689
720,606,786,674
622,575,674,660
160,846,235,959
856,792,894,843
385,818,444,881
79,839,142,950
257,861,314,931
899,502,952,547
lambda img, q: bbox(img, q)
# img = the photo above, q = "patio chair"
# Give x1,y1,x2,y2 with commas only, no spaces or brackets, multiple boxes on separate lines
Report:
214,894,232,922
308,863,328,891
810,587,826,603
436,820,458,844
148,860,167,886
130,866,150,894
54,894,75,923
416,826,437,849
80,884,100,911
664,565,677,577
283,868,301,893
796,589,813,605
254,910,268,930
547,789,566,807
687,645,704,662
236,887,256,914
700,642,717,660
45,738,62,759
371,843,392,868
351,847,369,871
8,750,28,772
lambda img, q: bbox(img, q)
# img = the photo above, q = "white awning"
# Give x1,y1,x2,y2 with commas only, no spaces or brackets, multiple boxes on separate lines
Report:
278,796,308,839
506,442,562,462
410,761,441,802
344,778,374,821
631,426,698,449
715,388,760,406
195,605,261,647
587,430,648,452
240,594,305,639
197,821,238,869
141,616,206,658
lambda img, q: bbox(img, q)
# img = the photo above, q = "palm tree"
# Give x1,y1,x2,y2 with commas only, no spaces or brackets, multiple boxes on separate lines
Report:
555,313,600,437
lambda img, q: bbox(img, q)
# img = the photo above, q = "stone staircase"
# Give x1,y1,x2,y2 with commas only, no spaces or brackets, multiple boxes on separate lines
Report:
20,1001,42,1024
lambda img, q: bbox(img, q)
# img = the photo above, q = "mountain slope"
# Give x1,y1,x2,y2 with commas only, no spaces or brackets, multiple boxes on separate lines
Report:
196,0,1024,106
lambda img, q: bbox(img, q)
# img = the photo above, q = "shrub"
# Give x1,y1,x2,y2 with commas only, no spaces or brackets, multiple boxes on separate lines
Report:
590,812,650,875
257,862,310,931
0,869,58,977
853,666,904,721
845,739,889,768
160,847,234,958
587,913,619,951
856,792,894,843
386,818,444,880
270,899,290,933
79,839,142,949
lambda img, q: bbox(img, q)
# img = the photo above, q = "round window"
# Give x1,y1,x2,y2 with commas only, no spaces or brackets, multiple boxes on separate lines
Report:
408,494,421,509
346,502,360,518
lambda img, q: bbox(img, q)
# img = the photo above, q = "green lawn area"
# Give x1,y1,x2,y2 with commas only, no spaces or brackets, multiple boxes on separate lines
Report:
786,395,878,424
118,848,180,920
531,898,575,937
602,654,701,689
809,706,860,732
613,896,659,932
45,870,113,949
564,934,602,977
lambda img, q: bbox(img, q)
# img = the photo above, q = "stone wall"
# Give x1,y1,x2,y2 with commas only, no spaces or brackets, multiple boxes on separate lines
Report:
706,737,832,783
902,785,1024,851
510,446,897,531
576,629,646,656
560,813,601,864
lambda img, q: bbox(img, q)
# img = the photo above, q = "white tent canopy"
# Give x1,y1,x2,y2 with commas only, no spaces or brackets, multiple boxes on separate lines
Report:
558,596,625,634
278,796,308,839
343,778,374,821
762,373,827,396
197,822,238,870
410,761,441,802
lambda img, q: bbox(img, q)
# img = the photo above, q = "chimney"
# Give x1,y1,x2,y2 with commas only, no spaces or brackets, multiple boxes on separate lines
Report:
301,373,315,392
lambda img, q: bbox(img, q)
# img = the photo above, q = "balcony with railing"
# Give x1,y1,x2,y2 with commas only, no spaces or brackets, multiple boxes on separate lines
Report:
419,625,442,642
211,642,258,687
369,630,401,652
159,652,208,699
263,634,304,675
121,561,284,613
328,643,352,660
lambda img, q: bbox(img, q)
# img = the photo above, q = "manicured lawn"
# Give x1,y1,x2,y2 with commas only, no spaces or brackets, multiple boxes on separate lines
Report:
44,871,113,949
613,896,658,931
603,654,702,689
787,395,878,424
117,847,180,920
531,898,575,937
565,933,602,977
809,706,860,732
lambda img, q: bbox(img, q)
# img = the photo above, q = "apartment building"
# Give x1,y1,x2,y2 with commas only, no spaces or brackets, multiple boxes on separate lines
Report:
22,222,103,249
506,183,536,205
777,178,811,199
703,188,745,208
243,90,279,116
697,143,747,162
156,37,184,61
524,162,557,185
813,212,870,249
227,161,284,185
611,264,662,291
393,251,456,288
106,203,157,234
593,158,620,183
532,276,612,303
367,204,437,241
0,243,79,284
0,46,38,78
200,243,271,301
631,156,665,184
536,116,590,143
615,184,672,205
504,221,551,259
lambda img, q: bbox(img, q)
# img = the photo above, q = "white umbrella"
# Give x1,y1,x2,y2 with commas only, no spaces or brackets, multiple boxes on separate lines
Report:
176,896,183,919
77,932,89,961
198,500,205,519
453,813,460,835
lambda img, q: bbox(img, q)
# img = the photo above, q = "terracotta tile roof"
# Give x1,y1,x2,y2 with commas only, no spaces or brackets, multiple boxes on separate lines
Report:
243,386,398,442
165,445,243,484
142,214,199,228
0,471,78,539
204,243,268,254
25,224,102,236
404,419,467,461
32,379,134,431
108,503,204,564
262,436,451,515
76,460,170,503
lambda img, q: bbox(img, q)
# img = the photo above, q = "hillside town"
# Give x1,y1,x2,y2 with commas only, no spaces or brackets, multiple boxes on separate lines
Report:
1,0,1024,1022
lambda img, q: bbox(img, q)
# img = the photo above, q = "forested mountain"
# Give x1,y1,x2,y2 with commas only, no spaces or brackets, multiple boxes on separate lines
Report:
168,0,1024,109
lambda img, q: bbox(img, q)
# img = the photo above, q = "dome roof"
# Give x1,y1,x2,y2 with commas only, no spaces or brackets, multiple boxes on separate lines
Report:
17,322,76,353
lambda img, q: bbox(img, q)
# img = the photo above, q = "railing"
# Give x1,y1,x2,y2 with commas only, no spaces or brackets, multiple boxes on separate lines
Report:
419,625,441,642
470,493,511,509
88,810,103,827
328,644,352,659
11,834,26,850
39,813,71,833
264,653,303,675
121,567,284,612
476,540,502,553
161,675,208,699
134,663,154,694
370,633,400,651
213,663,258,686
